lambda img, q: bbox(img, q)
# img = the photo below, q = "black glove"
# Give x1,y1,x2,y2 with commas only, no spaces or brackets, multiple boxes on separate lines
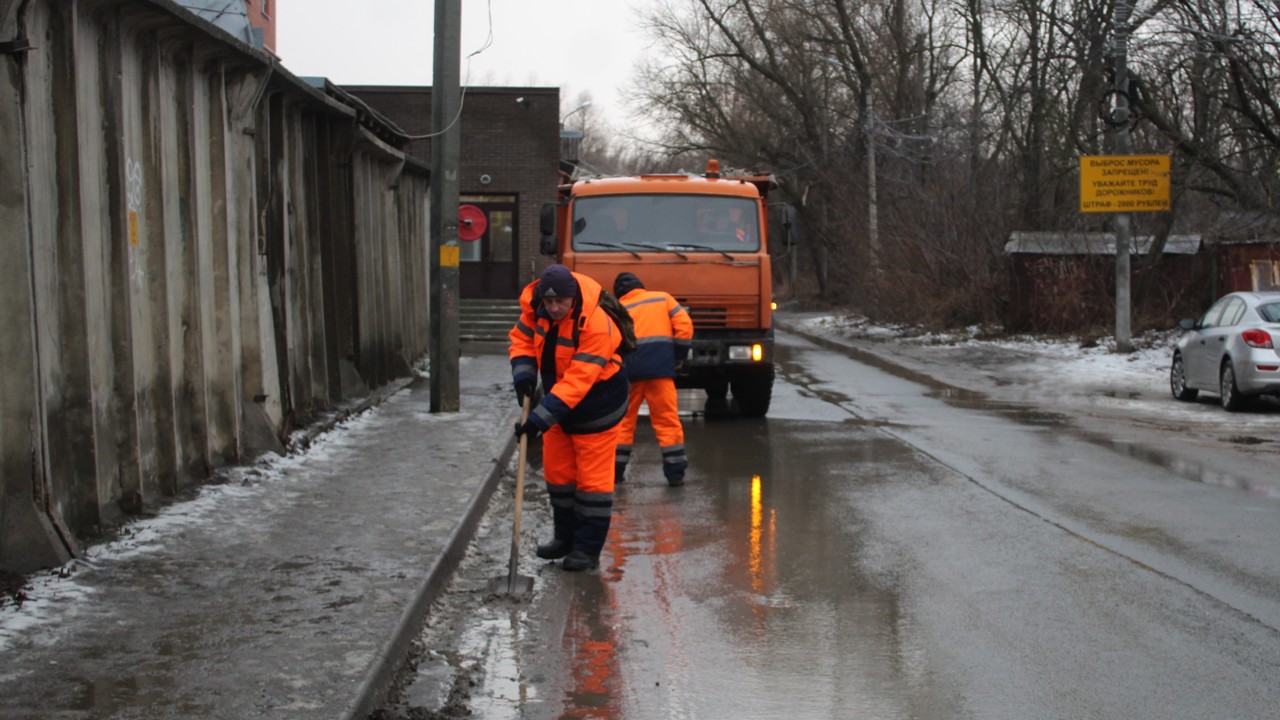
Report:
514,379,536,407
514,419,542,441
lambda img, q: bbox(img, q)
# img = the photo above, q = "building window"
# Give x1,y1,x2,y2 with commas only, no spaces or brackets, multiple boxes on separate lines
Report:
261,0,271,18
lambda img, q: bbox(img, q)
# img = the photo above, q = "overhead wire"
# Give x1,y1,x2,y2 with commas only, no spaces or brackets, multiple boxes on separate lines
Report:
401,0,494,141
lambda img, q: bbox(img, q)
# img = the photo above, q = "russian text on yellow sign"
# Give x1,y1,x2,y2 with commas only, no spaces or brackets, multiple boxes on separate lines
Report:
1079,154,1170,213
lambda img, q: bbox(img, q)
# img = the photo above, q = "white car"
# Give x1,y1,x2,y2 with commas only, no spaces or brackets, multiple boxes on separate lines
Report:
1170,291,1280,410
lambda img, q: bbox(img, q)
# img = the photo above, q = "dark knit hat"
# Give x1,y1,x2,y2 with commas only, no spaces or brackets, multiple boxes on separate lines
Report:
613,272,644,297
538,264,578,298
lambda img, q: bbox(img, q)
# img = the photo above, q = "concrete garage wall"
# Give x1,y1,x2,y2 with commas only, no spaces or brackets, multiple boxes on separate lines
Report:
0,0,432,573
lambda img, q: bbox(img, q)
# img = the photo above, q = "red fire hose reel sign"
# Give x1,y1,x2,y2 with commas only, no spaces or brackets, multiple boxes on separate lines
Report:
458,204,487,242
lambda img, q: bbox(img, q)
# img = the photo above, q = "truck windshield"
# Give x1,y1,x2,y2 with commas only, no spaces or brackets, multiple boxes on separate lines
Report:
571,195,761,253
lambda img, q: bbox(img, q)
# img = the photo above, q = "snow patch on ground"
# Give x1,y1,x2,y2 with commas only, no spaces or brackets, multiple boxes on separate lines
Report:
0,406,382,649
794,313,1278,433
798,313,1177,391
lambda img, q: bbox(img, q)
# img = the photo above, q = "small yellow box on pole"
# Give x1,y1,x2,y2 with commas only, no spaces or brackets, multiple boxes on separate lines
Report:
439,244,460,268
1079,155,1170,213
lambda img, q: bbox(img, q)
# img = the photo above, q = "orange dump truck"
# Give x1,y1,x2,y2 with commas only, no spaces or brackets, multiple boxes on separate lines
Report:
539,160,797,416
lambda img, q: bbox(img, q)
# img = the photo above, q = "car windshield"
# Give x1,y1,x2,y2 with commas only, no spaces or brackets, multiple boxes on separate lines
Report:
1258,301,1280,323
571,194,761,254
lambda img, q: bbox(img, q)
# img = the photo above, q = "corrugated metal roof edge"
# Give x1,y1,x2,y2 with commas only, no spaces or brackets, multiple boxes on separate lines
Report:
143,0,425,173
1004,232,1203,256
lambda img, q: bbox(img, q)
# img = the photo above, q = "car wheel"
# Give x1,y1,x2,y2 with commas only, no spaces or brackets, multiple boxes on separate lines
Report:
1170,353,1198,401
1220,361,1249,411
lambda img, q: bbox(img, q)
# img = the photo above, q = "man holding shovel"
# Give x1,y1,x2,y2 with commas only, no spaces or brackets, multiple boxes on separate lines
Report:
509,264,630,571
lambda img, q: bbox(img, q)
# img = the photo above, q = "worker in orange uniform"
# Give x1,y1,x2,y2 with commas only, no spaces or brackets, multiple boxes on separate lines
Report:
509,264,630,571
612,272,694,486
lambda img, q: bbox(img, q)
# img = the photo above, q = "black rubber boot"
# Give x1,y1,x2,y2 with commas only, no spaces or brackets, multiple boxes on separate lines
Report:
536,538,571,559
662,446,688,487
572,513,611,556
562,550,600,571
538,497,576,560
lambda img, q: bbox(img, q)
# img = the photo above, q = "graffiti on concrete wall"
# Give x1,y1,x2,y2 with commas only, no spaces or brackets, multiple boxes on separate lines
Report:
126,158,143,247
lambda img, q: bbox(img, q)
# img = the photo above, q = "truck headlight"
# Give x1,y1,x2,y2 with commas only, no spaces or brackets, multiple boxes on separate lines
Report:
728,344,765,362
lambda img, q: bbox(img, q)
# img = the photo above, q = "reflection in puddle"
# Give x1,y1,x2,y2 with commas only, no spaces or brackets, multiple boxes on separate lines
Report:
432,609,537,720
1223,435,1271,446
1089,437,1280,498
73,674,174,713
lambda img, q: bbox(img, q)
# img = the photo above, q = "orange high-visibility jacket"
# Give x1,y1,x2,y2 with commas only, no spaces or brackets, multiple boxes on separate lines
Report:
509,272,629,433
618,288,693,380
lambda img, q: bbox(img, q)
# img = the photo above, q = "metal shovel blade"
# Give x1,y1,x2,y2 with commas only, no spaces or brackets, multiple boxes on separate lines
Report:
487,572,534,596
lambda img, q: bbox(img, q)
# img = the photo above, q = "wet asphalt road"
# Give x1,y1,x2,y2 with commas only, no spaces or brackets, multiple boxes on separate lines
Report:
386,330,1280,719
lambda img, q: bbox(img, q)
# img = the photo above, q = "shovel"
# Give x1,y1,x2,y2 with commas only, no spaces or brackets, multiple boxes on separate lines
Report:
488,395,535,597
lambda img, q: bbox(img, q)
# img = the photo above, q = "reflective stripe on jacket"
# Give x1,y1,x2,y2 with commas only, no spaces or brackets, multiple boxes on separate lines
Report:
618,288,693,380
509,272,629,434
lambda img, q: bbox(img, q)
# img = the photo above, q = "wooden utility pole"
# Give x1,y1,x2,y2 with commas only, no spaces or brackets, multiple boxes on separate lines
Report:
429,0,461,411
1111,0,1135,352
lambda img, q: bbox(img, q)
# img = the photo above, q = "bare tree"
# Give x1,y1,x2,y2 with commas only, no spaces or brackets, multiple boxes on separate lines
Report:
615,0,1280,328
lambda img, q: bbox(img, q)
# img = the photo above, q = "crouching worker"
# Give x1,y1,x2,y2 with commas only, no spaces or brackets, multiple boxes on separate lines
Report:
613,272,694,486
509,264,630,571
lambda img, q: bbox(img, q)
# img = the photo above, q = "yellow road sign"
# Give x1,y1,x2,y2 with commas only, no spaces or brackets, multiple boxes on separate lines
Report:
1079,155,1170,213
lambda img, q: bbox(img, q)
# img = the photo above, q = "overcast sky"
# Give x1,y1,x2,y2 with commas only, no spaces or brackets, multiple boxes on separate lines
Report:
276,0,656,130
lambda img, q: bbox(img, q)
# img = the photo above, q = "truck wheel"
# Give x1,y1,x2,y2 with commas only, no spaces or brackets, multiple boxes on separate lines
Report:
705,377,729,401
731,368,774,417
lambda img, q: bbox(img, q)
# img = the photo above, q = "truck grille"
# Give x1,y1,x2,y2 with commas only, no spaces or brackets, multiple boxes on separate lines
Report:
676,296,759,329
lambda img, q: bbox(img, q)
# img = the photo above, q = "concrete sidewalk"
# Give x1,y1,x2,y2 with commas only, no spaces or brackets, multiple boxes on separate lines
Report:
0,352,520,720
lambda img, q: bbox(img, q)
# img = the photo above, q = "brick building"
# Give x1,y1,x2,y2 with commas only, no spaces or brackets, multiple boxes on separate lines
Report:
347,85,562,299
184,0,276,53
245,0,276,53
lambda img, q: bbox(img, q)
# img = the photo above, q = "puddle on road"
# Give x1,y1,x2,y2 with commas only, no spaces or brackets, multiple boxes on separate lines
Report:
781,332,1280,497
1223,435,1271,446
380,336,1277,719
1085,436,1280,498
385,417,949,719
71,674,175,714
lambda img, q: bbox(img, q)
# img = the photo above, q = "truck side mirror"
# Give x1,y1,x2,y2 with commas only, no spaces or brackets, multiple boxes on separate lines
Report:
540,203,558,255
770,204,799,246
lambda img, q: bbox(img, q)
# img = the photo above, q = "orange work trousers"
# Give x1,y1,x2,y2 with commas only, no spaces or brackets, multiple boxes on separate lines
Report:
615,378,687,481
542,423,619,496
542,423,619,555
617,378,684,448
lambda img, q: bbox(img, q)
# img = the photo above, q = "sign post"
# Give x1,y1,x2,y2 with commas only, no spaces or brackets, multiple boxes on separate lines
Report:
1110,0,1135,353
429,0,461,412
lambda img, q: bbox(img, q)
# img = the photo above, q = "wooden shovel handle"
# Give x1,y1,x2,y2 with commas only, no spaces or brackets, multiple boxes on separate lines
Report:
507,395,532,591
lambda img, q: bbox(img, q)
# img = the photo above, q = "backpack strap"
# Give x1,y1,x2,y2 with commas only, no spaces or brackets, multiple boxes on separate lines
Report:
572,306,586,346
